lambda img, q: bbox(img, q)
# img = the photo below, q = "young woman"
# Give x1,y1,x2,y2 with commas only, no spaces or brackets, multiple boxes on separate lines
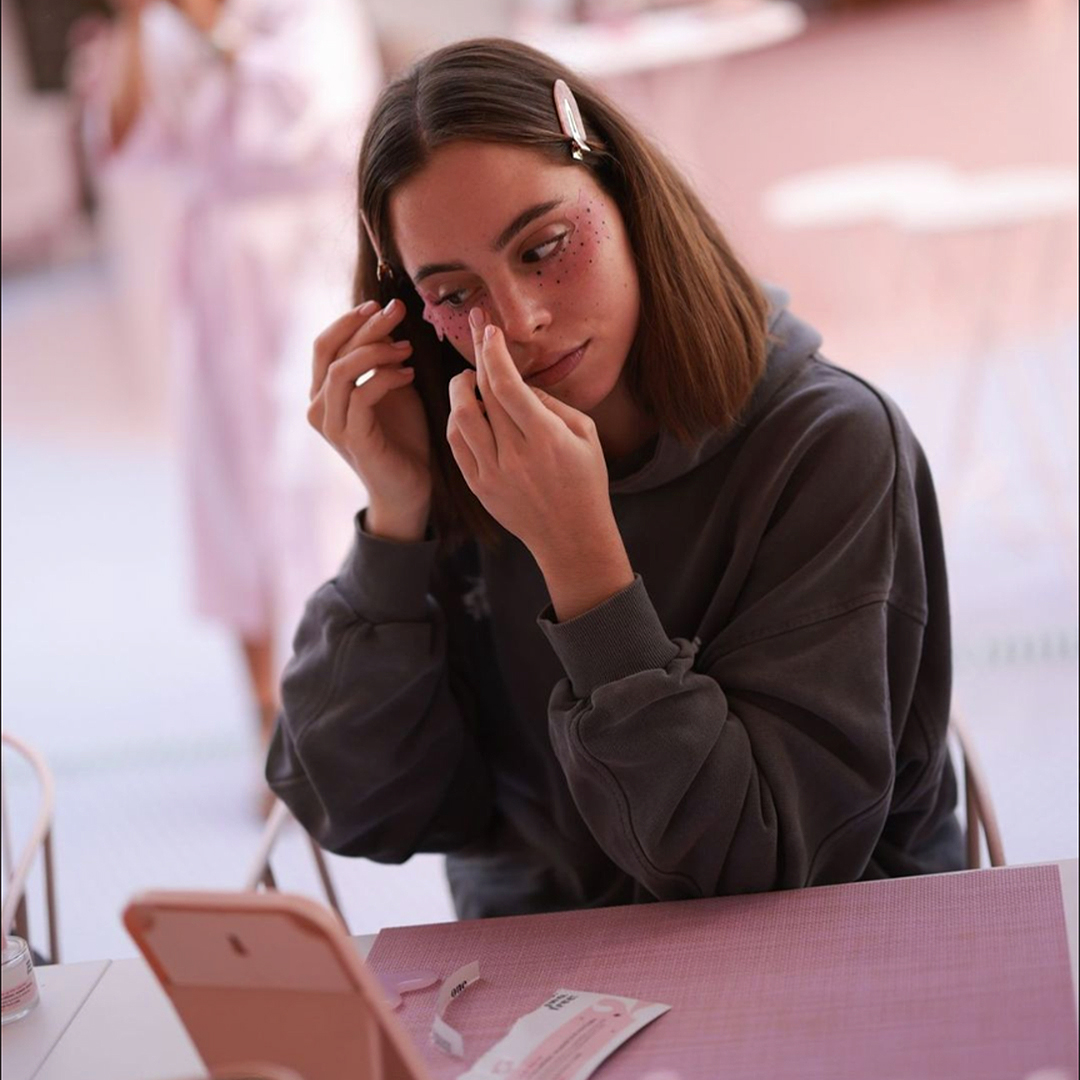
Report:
267,39,964,919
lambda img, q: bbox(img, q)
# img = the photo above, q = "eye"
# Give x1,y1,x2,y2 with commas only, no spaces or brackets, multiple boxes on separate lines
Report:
435,287,473,309
522,230,569,264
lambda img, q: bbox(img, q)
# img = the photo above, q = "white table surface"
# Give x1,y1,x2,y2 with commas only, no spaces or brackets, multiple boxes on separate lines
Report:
21,935,376,1080
7,864,1077,1080
0,959,109,1080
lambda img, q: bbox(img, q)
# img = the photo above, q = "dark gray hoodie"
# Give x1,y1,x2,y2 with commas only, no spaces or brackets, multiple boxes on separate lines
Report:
267,289,963,919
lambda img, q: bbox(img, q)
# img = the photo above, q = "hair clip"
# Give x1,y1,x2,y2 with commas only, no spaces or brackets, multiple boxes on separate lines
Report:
552,79,592,161
360,211,393,282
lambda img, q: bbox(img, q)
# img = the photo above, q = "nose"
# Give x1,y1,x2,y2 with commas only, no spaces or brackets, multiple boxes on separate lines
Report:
488,278,552,347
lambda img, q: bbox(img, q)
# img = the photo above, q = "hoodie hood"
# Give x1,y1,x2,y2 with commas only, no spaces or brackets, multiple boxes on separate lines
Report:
609,285,823,495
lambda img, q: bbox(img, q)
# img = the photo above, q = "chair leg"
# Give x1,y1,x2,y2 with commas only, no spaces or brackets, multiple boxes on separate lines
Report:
44,830,59,964
13,893,29,943
965,761,982,870
309,839,346,927
952,711,1007,870
973,781,1007,869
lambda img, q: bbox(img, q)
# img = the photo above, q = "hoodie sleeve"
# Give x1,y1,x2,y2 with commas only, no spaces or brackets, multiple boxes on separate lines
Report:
266,516,496,861
541,385,941,899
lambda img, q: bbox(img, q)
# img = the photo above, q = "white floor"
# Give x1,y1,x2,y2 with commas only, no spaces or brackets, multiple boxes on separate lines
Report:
2,246,1077,965
0,432,458,963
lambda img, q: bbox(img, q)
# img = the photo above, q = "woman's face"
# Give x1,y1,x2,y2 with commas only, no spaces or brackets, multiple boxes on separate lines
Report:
388,141,641,416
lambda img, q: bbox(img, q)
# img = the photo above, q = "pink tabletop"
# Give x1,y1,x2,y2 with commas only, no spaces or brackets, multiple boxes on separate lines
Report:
368,863,1078,1080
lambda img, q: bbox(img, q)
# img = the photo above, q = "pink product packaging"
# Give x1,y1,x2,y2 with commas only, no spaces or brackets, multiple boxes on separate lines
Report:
458,988,670,1080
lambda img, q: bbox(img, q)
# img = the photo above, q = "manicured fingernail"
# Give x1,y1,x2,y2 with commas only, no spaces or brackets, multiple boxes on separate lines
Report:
357,300,379,314
469,307,484,329
391,339,412,349
484,324,496,341
382,299,398,316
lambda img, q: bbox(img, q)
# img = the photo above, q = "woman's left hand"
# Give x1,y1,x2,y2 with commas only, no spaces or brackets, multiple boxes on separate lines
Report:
446,310,634,620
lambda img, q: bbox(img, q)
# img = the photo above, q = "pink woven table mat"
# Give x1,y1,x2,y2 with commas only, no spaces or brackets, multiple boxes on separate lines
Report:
368,864,1078,1080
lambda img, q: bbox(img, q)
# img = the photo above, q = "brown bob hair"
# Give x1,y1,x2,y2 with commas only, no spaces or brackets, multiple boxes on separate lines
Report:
356,38,769,545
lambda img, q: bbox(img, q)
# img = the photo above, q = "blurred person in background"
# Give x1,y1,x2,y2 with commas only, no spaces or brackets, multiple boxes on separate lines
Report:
72,0,382,808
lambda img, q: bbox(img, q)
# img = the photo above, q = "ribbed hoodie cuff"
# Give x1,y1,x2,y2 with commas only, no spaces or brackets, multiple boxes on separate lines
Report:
334,510,439,623
538,576,680,698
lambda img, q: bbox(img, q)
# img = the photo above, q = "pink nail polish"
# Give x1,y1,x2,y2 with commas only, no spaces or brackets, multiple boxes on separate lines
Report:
484,325,496,341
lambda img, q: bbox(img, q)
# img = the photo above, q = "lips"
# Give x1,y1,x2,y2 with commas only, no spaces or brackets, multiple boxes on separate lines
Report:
525,341,589,389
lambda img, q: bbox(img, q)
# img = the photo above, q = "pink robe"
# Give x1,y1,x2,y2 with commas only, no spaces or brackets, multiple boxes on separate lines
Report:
81,0,381,648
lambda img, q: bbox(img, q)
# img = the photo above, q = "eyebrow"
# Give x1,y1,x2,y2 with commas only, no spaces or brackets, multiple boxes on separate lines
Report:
412,199,564,284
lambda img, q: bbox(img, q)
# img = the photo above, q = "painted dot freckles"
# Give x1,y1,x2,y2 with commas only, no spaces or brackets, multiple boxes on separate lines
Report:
421,295,472,349
414,188,615,359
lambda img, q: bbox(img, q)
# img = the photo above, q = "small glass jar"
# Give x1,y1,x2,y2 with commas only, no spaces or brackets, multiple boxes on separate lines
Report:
2,934,40,1025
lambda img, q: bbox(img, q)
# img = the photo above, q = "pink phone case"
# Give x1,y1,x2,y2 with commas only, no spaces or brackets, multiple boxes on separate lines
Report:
123,889,432,1080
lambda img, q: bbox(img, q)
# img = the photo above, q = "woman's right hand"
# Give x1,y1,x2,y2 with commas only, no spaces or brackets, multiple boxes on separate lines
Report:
308,298,431,541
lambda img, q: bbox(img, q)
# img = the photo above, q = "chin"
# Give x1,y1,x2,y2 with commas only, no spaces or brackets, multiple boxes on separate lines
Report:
554,382,603,414
572,372,624,415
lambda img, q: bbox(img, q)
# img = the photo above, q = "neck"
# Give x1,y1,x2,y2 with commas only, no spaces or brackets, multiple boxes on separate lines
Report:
590,380,659,463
